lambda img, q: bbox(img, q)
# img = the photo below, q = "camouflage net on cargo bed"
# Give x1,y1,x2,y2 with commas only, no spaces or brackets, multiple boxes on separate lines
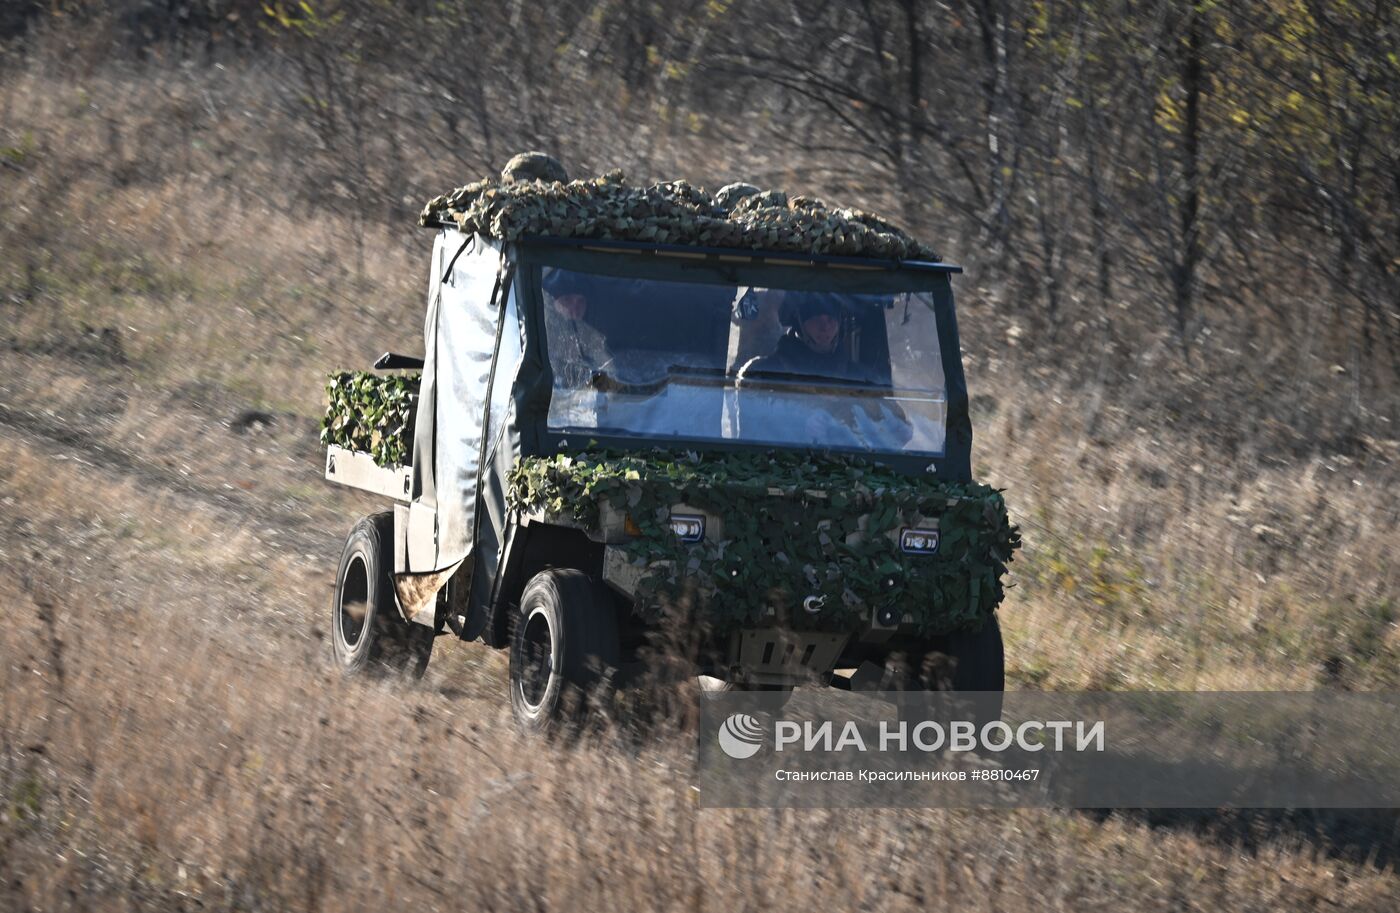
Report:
421,170,940,262
320,372,419,468
507,450,1018,635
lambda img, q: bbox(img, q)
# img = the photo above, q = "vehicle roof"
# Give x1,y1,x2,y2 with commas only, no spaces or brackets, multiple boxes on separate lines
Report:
516,235,962,273
421,168,945,265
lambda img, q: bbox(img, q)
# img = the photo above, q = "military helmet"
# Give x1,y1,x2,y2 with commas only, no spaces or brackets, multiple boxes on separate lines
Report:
781,292,847,330
500,152,569,184
542,268,588,298
714,182,760,211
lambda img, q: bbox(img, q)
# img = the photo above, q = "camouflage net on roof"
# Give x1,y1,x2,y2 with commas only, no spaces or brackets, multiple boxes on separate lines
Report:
420,170,940,262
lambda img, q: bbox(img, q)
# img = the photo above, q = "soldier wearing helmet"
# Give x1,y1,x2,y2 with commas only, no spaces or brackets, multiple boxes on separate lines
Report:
542,268,613,389
737,293,912,450
739,293,857,380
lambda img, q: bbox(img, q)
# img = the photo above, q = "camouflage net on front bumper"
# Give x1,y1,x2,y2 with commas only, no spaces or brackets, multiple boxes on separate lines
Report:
320,371,419,468
420,171,940,262
507,450,1019,635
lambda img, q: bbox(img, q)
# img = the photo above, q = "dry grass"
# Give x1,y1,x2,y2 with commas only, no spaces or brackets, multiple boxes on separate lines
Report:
2,475,1396,911
976,388,1399,691
2,52,1398,911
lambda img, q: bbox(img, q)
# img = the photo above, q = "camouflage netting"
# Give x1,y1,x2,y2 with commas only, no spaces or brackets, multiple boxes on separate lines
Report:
320,372,419,468
508,450,1019,634
421,164,940,262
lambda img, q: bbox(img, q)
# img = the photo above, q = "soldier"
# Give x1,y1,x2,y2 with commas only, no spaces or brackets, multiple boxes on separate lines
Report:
500,151,569,185
740,293,857,378
714,182,760,211
541,269,613,389
738,293,912,450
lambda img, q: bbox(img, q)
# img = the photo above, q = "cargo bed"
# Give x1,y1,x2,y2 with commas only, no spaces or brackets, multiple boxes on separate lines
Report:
324,444,412,501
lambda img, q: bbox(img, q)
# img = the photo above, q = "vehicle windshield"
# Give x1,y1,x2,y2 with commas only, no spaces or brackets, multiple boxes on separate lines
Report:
539,266,948,456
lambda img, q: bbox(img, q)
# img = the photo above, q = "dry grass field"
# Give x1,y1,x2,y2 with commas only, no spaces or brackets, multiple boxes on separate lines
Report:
2,50,1398,912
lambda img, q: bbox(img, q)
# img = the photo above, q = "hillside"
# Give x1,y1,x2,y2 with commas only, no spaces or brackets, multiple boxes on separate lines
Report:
1,4,1398,910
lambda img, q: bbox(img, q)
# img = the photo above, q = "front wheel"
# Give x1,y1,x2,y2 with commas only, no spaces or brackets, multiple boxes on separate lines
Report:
889,614,1004,728
509,569,620,734
331,512,434,679
921,612,1005,693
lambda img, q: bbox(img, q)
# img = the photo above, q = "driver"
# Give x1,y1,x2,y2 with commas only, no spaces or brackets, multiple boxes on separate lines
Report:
542,269,613,388
737,293,912,449
739,293,855,379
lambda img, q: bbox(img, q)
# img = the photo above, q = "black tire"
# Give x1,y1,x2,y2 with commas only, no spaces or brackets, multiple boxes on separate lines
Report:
509,569,621,734
889,614,1004,729
923,612,1005,693
331,512,434,679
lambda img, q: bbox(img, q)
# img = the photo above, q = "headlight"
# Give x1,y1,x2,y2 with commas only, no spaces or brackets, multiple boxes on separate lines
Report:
899,527,940,555
670,514,705,543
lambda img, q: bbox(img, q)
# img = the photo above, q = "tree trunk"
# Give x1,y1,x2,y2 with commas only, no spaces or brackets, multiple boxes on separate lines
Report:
1173,4,1204,359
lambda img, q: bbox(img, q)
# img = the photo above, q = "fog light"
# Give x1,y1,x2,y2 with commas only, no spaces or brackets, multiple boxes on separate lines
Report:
875,605,901,627
669,514,705,543
899,528,940,555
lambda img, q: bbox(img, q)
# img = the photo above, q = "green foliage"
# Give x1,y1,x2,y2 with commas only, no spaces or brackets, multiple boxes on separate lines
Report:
261,1,344,37
319,371,418,467
9,773,42,827
421,169,941,262
508,449,1019,635
1316,598,1400,689
1024,536,1148,623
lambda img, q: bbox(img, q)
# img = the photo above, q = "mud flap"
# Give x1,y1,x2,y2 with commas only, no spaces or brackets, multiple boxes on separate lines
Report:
392,559,468,628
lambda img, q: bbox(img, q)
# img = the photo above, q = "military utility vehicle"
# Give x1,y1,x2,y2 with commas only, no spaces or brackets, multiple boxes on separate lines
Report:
323,163,1018,732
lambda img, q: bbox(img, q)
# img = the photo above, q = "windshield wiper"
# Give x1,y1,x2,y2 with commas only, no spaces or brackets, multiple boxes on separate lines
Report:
589,364,724,394
589,370,670,395
738,368,892,396
587,364,896,398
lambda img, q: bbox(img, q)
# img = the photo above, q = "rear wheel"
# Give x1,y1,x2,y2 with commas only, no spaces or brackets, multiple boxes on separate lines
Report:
509,569,620,734
331,512,434,679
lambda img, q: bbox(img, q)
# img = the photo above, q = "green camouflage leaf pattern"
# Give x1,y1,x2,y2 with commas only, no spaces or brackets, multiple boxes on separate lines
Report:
507,449,1019,635
319,371,419,468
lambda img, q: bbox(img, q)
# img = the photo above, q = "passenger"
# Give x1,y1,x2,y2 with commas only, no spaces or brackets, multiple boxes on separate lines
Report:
542,269,613,388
